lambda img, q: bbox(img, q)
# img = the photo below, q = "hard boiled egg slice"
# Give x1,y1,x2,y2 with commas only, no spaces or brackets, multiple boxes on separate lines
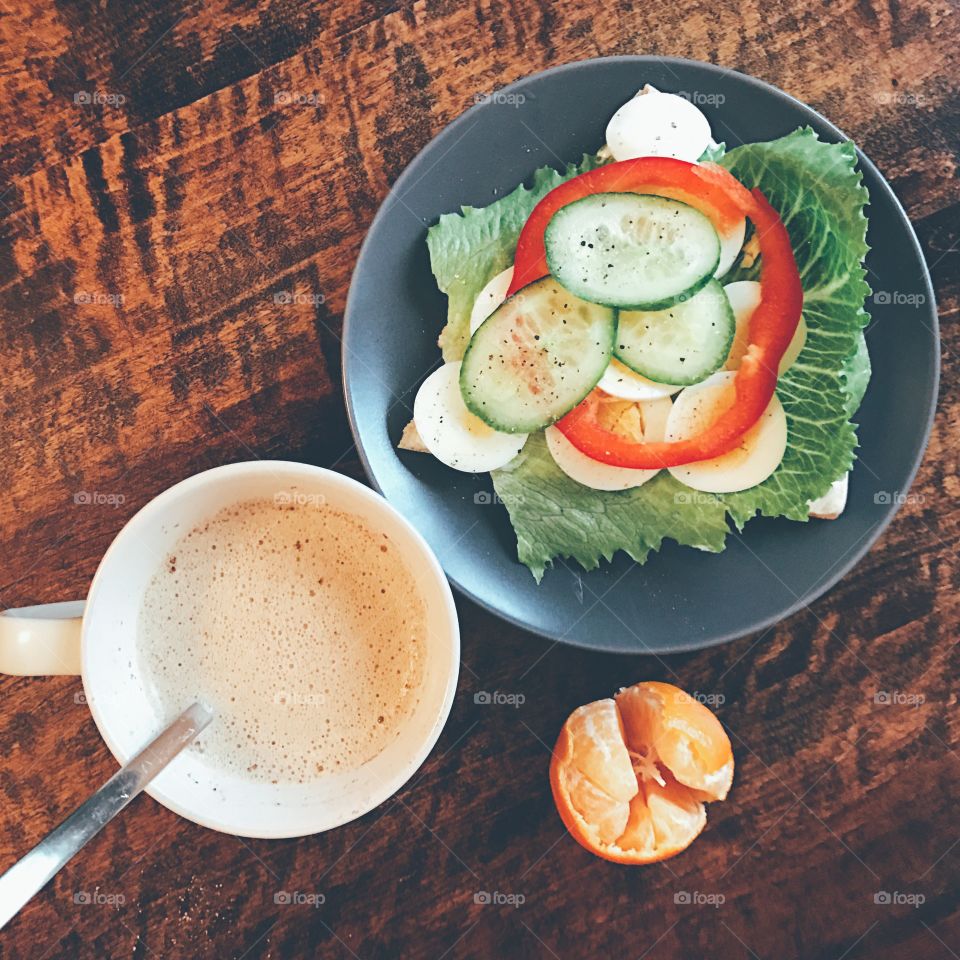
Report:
666,371,786,493
598,358,683,401
413,362,527,472
723,281,807,374
722,281,761,371
469,266,514,335
715,218,746,278
606,87,712,164
546,395,673,491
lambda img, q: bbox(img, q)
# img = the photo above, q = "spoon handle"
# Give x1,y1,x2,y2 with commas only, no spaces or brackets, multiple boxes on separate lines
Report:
0,702,212,930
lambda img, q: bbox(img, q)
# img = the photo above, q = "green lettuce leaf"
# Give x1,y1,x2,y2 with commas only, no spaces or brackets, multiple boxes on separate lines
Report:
842,332,871,418
698,141,727,163
426,129,872,579
429,154,607,361
717,128,871,527
493,434,730,579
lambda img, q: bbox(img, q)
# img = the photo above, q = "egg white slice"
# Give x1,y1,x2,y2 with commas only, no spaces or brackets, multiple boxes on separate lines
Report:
606,88,713,163
545,396,673,491
715,218,746,278
469,266,514,335
666,371,787,493
723,280,807,374
597,358,683,401
413,362,527,472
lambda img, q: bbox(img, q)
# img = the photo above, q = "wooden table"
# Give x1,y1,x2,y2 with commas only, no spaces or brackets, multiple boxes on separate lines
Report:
0,0,956,957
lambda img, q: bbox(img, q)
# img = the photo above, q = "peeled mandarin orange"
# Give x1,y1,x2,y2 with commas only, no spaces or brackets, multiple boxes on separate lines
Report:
550,681,733,864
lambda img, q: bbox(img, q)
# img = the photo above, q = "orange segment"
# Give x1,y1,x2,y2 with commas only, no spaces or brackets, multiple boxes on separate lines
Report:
550,681,733,864
563,766,630,845
565,699,637,803
616,681,733,801
551,700,635,848
645,773,708,853
617,789,657,853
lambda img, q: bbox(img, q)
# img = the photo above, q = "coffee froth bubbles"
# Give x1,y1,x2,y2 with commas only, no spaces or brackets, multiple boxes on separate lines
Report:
137,496,427,785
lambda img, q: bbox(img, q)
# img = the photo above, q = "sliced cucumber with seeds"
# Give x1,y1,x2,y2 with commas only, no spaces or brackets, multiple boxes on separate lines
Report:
615,279,734,386
544,193,720,311
460,276,616,433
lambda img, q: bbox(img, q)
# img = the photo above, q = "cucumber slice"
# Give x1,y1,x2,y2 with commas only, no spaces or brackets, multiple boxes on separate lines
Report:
460,276,616,433
544,193,721,311
614,280,734,386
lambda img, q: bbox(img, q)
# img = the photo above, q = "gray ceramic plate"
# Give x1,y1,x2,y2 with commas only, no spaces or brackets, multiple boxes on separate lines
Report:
343,56,939,654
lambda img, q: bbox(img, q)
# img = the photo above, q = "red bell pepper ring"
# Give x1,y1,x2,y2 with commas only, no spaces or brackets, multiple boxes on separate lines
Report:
506,157,802,469
508,157,750,295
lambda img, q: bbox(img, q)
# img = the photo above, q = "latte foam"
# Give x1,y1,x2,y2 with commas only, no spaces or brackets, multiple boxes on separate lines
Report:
137,495,427,784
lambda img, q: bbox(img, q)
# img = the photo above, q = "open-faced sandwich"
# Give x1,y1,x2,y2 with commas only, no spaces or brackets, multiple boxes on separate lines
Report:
399,84,871,580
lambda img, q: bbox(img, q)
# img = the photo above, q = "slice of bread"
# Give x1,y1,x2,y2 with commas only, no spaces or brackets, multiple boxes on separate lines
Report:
398,420,429,453
808,474,848,520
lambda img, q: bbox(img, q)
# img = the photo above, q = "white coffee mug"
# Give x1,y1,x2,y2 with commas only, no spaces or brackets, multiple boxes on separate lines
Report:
0,461,460,838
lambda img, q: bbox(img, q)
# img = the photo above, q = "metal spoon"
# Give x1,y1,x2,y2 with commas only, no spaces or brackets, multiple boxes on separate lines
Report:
0,702,212,930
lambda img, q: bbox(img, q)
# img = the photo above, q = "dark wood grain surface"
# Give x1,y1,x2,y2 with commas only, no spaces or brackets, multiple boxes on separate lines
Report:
0,0,957,957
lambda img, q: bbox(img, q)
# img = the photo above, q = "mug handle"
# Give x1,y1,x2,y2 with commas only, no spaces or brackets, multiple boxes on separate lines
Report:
0,602,85,676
